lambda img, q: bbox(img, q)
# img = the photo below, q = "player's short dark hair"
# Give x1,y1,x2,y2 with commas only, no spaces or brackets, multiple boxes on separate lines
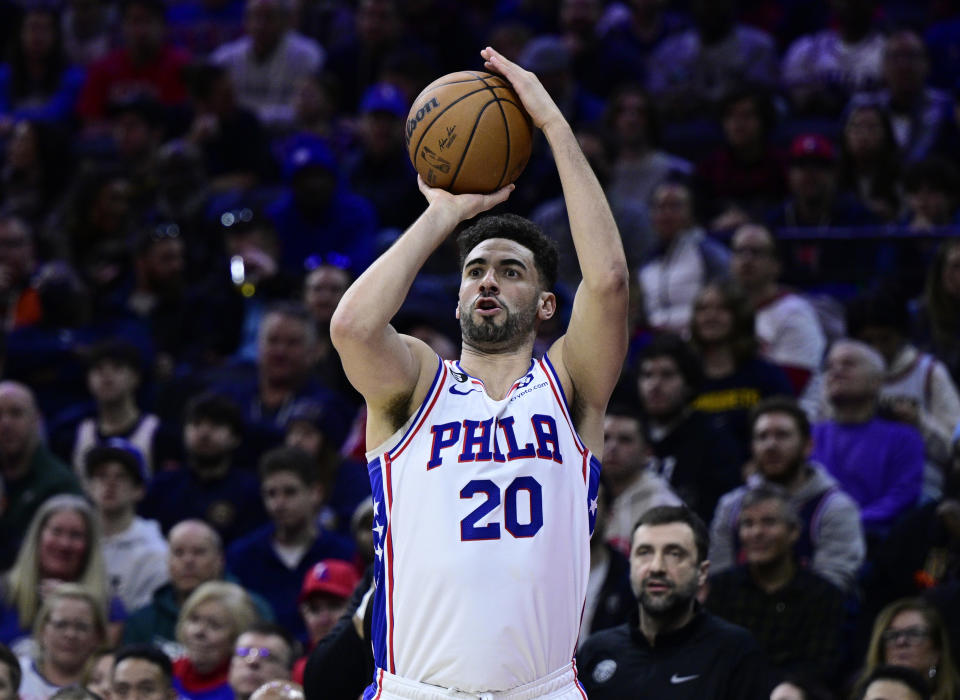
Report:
456,214,559,292
0,643,21,694
857,666,931,700
258,446,318,486
238,622,297,668
632,505,710,563
748,396,811,440
113,643,174,684
845,292,912,338
184,392,244,437
87,339,143,375
637,334,704,394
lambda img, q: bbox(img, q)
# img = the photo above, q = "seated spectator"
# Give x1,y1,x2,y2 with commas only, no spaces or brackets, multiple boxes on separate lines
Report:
646,0,778,121
0,216,42,329
857,666,932,700
265,136,378,278
105,95,166,210
16,585,107,700
901,156,960,231
706,484,846,684
77,0,191,124
84,650,113,699
206,304,355,459
911,239,960,385
577,505,772,699
0,493,119,652
181,62,276,191
210,0,323,134
0,8,86,127
689,281,794,450
343,83,420,234
67,339,161,476
767,133,878,289
847,293,960,493
111,644,178,700
532,129,653,292
635,334,743,523
140,392,267,543
710,397,865,592
0,382,82,570
729,223,827,398
0,120,72,230
302,264,353,401
770,675,835,700
838,102,903,222
695,86,787,228
288,71,352,155
518,36,604,132
282,401,369,534
638,181,730,334
122,519,273,651
603,84,693,211
781,0,885,116
859,599,960,700
228,623,293,700
84,440,168,611
226,447,354,640
812,340,925,537
851,29,959,165
291,560,359,683
601,404,680,554
61,0,115,67
0,644,19,700
173,581,258,700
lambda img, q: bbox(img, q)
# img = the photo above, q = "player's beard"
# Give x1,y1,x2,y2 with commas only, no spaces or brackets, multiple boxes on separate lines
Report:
459,297,538,352
638,573,699,621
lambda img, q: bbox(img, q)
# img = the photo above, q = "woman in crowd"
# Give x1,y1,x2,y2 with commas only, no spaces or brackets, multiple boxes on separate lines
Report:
688,280,794,452
861,598,959,700
0,495,121,653
173,581,258,700
0,7,85,127
838,101,902,222
912,239,960,385
17,584,107,700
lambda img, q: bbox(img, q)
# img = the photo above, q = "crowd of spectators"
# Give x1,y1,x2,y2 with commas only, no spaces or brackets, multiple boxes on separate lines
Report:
0,0,959,698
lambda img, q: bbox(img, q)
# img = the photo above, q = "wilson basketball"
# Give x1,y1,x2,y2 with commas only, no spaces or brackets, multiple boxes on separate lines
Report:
405,71,533,194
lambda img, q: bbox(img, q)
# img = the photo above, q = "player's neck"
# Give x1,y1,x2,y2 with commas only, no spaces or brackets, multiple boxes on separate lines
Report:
458,344,536,401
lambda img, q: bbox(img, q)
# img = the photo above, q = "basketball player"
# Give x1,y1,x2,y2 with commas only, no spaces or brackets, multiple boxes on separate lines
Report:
330,46,628,699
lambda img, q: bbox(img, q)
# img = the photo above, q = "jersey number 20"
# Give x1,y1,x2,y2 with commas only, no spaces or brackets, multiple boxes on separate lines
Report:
460,477,543,540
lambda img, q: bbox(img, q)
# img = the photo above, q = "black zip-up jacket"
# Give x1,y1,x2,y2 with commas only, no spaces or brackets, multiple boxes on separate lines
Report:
577,607,773,699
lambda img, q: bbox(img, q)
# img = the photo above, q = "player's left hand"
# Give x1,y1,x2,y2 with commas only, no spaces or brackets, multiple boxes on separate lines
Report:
480,46,564,133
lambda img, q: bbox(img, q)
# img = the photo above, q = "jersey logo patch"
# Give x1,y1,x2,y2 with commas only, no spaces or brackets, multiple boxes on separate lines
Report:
592,659,617,684
670,673,699,684
449,384,480,396
451,370,468,382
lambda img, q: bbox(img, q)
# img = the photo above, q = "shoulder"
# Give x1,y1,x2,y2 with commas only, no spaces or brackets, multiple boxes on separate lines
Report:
226,524,274,557
697,611,758,647
579,622,633,658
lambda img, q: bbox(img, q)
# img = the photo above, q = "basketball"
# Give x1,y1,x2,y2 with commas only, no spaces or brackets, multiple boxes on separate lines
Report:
405,71,533,194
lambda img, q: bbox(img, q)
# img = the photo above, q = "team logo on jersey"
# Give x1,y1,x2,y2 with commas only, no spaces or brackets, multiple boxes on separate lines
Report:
449,384,480,396
592,659,617,684
451,370,468,383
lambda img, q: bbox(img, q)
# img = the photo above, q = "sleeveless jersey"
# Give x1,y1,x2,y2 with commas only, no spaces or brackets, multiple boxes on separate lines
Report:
364,356,601,696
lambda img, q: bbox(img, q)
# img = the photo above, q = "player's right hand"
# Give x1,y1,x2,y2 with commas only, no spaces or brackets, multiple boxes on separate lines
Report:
417,175,514,223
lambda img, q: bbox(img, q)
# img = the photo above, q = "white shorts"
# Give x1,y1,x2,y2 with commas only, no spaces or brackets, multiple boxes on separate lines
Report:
368,663,588,700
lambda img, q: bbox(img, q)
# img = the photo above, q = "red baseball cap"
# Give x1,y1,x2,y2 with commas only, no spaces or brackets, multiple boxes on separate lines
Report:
789,133,837,164
299,560,360,602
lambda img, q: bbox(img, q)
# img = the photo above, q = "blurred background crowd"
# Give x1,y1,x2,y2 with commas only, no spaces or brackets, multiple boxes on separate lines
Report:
0,0,959,698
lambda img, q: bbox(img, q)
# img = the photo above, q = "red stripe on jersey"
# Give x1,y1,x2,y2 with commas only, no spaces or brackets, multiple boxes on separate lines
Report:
538,359,586,456
384,453,397,674
390,364,448,460
373,669,384,699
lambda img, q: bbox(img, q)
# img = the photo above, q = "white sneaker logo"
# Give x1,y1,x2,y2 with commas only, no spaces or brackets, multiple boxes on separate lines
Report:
670,673,699,684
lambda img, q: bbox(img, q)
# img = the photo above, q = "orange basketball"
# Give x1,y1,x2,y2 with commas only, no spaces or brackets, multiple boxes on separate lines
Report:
405,71,533,194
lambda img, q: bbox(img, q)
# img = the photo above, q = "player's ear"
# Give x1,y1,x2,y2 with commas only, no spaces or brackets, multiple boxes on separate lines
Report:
537,291,556,321
455,304,460,320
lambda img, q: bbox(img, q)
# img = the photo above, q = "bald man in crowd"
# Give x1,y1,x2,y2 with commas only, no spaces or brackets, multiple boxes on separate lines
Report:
0,381,81,569
811,340,925,537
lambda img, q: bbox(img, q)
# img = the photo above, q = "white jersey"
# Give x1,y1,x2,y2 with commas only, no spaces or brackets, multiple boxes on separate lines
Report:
364,357,599,697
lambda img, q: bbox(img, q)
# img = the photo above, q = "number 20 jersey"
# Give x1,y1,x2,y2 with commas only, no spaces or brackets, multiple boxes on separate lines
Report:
364,356,601,695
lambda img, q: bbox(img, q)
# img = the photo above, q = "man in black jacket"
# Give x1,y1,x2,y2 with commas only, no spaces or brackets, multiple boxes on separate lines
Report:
577,505,772,699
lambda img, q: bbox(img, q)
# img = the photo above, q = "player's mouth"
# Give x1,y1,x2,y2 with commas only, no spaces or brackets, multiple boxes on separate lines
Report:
475,297,503,316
